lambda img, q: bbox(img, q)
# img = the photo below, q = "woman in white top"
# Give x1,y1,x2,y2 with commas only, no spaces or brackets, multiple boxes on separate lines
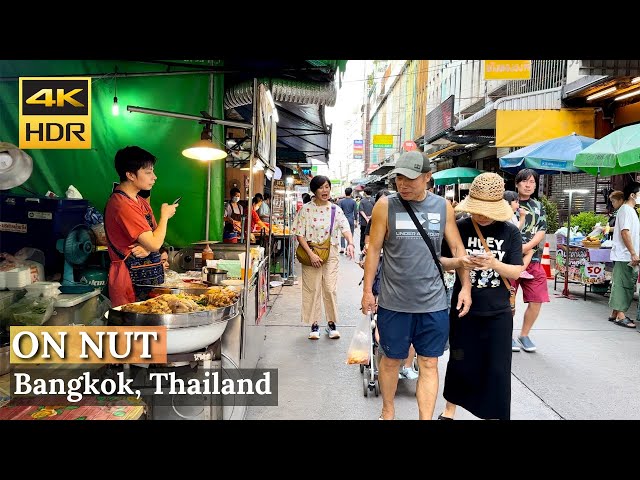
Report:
292,175,355,340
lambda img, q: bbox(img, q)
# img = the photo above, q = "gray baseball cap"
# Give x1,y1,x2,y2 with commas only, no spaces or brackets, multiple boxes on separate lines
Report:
388,150,431,180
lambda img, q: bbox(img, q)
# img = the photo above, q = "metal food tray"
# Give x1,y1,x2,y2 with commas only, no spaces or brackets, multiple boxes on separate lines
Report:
107,299,239,329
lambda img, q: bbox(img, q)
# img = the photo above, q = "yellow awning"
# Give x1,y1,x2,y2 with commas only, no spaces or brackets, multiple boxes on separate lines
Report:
496,109,595,147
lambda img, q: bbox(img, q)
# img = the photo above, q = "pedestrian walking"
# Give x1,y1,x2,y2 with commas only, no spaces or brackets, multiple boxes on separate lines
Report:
439,173,524,420
512,169,548,352
608,182,640,328
292,175,355,340
360,150,473,420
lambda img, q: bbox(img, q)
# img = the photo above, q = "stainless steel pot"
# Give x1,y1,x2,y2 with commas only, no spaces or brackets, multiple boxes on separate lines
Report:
205,268,228,285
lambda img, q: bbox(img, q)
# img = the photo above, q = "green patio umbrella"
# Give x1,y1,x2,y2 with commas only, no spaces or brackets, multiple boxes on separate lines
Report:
574,124,640,176
432,167,484,186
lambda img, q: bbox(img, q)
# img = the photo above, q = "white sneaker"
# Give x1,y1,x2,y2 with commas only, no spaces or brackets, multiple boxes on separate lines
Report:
325,322,340,339
308,323,320,340
399,366,419,380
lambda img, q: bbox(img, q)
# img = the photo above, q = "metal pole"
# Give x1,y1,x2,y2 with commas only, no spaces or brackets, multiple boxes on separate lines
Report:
205,72,214,241
563,174,573,297
126,105,252,129
241,78,259,359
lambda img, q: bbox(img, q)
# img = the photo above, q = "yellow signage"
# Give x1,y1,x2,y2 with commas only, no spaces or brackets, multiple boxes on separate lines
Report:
496,109,595,147
484,60,532,80
19,77,92,149
373,134,394,148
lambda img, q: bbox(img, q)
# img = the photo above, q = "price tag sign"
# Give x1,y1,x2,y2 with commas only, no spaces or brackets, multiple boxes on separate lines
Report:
585,262,605,279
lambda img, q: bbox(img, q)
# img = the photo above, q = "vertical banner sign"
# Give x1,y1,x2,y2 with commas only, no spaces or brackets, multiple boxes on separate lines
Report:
19,77,92,149
353,139,364,159
484,61,532,80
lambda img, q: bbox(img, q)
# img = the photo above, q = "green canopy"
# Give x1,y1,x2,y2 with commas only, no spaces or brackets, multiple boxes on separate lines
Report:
432,167,484,186
574,124,640,176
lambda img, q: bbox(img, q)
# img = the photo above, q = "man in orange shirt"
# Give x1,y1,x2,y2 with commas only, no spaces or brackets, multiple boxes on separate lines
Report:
104,146,178,306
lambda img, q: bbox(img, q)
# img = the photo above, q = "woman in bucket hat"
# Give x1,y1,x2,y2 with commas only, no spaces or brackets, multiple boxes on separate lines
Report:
439,172,524,420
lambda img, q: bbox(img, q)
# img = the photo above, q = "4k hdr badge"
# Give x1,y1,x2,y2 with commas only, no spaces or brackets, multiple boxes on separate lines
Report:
19,77,91,149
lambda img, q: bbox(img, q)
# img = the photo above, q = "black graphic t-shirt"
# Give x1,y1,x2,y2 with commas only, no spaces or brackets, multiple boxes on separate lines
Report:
443,217,523,316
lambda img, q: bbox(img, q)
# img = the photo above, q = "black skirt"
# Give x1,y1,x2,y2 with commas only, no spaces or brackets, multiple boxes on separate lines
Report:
443,308,513,420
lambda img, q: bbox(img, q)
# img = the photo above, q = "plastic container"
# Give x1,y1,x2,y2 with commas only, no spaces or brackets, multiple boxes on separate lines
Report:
49,289,101,326
24,281,61,298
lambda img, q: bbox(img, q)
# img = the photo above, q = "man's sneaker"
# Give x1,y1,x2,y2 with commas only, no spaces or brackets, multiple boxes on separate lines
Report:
517,335,537,352
399,366,419,380
308,323,320,340
512,338,521,352
519,270,535,279
326,321,340,339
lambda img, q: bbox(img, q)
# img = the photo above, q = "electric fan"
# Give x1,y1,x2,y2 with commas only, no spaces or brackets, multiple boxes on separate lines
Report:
56,224,96,286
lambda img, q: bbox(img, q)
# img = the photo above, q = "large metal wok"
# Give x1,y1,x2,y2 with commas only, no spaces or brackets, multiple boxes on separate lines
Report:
106,299,240,354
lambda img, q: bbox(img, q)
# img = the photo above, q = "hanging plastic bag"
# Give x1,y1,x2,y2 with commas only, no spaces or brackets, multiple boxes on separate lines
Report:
346,313,373,365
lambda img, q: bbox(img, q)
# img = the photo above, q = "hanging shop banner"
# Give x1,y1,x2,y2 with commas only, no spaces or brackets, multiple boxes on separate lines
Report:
373,134,394,148
424,95,454,144
257,83,277,165
353,139,364,159
496,109,595,147
484,60,532,80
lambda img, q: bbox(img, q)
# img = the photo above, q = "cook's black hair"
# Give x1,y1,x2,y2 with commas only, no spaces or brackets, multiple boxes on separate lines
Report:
114,146,156,182
230,187,241,197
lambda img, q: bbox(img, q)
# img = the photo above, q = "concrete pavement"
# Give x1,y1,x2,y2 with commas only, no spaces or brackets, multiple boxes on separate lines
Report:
246,243,640,420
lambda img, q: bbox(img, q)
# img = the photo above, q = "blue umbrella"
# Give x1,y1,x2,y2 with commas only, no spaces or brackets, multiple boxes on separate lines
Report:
499,133,596,175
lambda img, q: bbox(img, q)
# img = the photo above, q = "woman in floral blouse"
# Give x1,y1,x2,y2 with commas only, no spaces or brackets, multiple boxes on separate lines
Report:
292,175,355,340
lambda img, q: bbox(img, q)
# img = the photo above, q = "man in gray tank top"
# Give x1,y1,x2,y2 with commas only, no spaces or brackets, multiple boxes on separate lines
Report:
361,150,474,420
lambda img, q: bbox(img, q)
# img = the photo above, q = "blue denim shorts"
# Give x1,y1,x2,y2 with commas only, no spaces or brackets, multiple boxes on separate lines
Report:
376,306,449,359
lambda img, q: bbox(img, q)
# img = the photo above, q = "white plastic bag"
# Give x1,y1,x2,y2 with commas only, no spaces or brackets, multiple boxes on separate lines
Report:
66,184,83,199
346,313,372,365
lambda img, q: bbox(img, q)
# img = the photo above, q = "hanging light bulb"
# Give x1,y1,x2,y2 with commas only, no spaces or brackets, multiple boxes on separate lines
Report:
112,66,120,116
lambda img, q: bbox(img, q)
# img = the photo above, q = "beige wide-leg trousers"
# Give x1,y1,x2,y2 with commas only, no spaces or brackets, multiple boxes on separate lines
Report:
301,244,340,325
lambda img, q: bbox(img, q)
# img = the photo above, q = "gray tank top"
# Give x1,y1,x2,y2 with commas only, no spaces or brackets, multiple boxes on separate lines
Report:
378,192,448,313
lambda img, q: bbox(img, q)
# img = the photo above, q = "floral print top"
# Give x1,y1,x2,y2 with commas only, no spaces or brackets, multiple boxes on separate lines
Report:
291,200,350,247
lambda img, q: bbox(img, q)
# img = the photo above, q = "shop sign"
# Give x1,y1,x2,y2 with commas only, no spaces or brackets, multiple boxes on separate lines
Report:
353,139,364,159
0,222,27,233
27,211,52,220
19,77,91,149
425,95,455,144
403,140,417,151
373,134,394,148
484,60,532,80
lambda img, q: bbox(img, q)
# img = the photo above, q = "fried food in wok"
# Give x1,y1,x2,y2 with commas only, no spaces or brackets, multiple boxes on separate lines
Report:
120,289,239,314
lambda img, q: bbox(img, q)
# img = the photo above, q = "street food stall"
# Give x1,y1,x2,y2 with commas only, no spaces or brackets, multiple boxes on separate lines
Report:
553,234,612,300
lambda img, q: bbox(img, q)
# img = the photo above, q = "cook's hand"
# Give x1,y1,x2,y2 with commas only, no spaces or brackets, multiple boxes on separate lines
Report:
456,286,472,317
129,244,150,258
160,202,178,220
345,244,355,259
310,252,323,268
361,291,377,315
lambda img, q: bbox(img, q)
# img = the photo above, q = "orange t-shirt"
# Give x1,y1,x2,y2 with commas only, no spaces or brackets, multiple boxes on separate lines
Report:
104,190,157,307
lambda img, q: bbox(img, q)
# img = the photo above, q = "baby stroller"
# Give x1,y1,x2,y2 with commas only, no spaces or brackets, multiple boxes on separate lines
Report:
360,311,380,397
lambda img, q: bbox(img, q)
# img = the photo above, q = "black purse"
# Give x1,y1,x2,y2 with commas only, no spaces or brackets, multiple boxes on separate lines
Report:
398,197,447,291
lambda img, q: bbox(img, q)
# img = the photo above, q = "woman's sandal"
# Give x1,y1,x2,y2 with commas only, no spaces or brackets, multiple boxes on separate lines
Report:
438,413,454,420
614,316,636,328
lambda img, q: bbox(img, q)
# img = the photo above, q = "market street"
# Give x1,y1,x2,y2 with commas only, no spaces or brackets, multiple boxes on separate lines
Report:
248,244,640,420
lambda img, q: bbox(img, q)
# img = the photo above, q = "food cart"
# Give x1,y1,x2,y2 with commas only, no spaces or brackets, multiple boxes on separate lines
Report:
553,234,612,300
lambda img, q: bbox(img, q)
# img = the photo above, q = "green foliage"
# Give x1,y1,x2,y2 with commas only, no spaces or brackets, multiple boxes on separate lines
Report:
564,211,609,236
540,195,559,234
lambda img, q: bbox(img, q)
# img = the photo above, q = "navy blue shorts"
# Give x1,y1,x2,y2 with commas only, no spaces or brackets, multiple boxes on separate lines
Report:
376,306,449,359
